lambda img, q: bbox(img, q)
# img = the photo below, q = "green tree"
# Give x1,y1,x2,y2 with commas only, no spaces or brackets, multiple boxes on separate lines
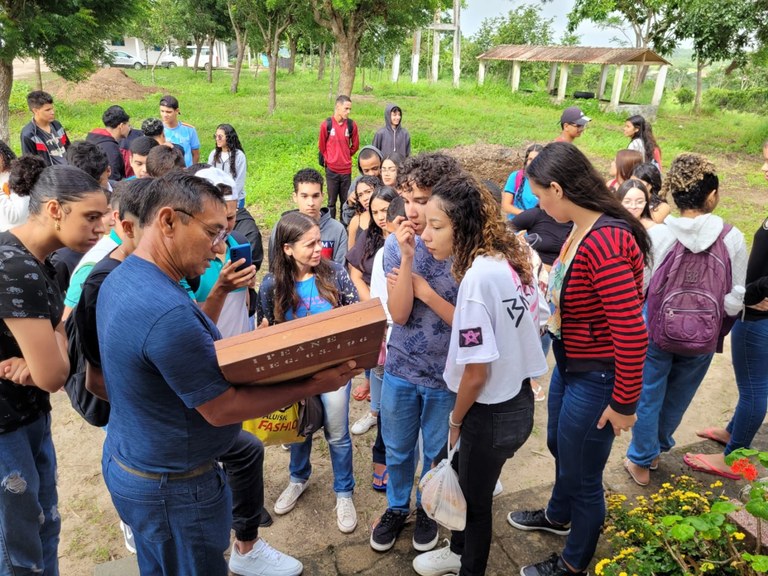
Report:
0,0,145,142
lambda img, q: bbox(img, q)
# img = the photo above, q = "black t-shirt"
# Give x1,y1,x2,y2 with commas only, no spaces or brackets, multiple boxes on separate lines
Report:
511,207,573,266
0,231,62,433
50,247,84,296
74,256,122,367
346,228,376,286
744,219,768,322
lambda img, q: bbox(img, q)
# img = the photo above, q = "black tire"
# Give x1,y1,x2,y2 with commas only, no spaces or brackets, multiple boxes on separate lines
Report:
573,91,595,99
133,62,143,70
167,62,177,69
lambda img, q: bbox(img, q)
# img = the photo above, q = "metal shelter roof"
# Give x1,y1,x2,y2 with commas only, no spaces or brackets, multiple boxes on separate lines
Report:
477,45,671,66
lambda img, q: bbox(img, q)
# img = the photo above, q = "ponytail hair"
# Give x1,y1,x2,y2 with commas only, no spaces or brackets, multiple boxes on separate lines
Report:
10,157,101,215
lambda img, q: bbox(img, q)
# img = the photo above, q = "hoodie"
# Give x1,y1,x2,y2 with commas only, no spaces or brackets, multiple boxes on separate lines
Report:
648,213,748,315
267,207,348,267
86,128,126,180
372,104,411,158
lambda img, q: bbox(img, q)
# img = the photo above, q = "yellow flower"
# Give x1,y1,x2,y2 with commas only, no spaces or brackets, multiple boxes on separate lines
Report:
595,558,609,575
619,572,628,576
701,562,714,572
733,532,745,540
710,481,723,488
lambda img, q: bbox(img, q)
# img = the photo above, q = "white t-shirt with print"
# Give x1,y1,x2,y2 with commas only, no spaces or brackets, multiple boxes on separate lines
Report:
444,255,548,405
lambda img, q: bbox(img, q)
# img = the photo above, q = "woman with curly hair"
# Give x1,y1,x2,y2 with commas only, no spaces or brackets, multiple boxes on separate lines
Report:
259,211,360,534
624,114,662,167
413,174,548,576
508,142,650,576
209,124,247,208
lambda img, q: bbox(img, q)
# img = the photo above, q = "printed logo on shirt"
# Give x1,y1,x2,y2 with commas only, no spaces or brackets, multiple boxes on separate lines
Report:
321,240,334,260
459,327,483,348
502,293,531,328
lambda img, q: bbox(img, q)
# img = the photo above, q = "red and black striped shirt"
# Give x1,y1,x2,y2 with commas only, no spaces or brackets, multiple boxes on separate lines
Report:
559,218,647,415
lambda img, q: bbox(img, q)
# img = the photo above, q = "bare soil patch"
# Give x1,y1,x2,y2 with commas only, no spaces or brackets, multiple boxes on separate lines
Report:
441,143,523,189
47,68,162,104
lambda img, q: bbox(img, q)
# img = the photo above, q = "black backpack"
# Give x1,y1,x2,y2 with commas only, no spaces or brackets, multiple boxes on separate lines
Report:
63,312,111,427
318,117,353,167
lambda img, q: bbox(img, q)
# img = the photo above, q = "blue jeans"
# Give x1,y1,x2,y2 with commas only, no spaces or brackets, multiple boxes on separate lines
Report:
627,341,714,468
370,367,383,413
380,372,456,512
102,452,231,576
0,413,59,576
545,366,616,571
725,319,768,455
289,382,354,496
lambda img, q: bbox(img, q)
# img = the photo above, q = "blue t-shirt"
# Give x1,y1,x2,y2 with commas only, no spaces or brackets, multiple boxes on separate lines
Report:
185,235,246,302
382,234,458,389
503,170,539,220
98,256,239,473
164,122,200,166
285,276,333,320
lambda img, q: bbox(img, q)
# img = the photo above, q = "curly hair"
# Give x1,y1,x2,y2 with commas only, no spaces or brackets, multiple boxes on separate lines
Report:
431,174,533,285
212,124,244,180
661,153,718,212
363,185,398,262
396,152,462,193
0,140,17,172
271,212,339,323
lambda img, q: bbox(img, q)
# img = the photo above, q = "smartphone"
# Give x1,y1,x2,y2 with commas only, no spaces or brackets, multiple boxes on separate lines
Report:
229,242,252,272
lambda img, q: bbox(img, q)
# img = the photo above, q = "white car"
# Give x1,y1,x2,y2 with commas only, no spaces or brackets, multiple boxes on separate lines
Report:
106,50,146,69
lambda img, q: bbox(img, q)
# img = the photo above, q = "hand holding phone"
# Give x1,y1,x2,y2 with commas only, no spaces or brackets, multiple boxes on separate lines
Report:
229,242,252,272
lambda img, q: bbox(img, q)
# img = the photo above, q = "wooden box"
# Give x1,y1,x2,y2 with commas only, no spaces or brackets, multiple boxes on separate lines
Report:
215,299,387,385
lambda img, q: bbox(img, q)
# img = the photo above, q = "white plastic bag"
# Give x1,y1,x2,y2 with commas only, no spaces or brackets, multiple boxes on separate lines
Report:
419,434,466,531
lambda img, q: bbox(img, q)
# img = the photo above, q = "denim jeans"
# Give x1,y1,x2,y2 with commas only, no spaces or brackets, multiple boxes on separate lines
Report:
725,318,768,455
0,413,59,576
448,387,534,576
627,340,714,468
289,382,354,496
219,430,264,542
380,372,456,512
102,452,231,575
325,169,351,220
545,365,616,571
370,367,383,413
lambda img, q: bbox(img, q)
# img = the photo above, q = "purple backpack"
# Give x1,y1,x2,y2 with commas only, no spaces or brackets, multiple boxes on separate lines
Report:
646,224,734,356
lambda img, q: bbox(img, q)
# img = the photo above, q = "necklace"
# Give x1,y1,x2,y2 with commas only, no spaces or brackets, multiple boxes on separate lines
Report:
299,276,316,317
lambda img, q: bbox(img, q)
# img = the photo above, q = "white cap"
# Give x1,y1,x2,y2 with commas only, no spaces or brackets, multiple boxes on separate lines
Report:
196,167,237,201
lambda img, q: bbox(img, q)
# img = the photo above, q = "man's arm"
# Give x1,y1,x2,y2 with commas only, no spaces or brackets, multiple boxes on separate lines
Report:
350,120,360,156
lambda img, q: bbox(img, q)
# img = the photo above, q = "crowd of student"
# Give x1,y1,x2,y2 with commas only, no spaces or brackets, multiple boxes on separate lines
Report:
0,89,766,576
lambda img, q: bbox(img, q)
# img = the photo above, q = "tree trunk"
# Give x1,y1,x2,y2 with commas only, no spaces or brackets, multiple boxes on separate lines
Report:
336,36,358,97
268,51,278,114
193,37,204,71
231,30,247,93
317,42,326,81
288,35,297,74
694,58,704,114
34,56,43,90
207,37,215,83
0,59,13,143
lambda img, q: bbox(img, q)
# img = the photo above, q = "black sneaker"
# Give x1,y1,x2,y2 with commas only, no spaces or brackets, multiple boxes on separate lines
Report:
258,509,273,528
507,509,571,535
412,506,439,551
370,509,408,552
520,553,588,576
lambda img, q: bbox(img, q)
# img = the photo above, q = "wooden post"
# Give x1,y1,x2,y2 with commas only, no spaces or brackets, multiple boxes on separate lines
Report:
547,63,558,91
411,30,421,84
556,64,569,102
651,64,669,106
431,26,440,82
391,51,401,83
610,65,625,110
452,0,461,88
598,64,609,99
511,61,521,92
478,60,486,86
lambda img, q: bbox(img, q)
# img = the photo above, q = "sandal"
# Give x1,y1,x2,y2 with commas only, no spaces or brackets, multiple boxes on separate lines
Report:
624,458,650,487
683,453,740,480
352,383,370,401
531,380,546,402
372,464,388,492
695,427,729,447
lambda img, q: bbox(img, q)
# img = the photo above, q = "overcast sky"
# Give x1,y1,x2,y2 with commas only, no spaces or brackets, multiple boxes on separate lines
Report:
462,0,614,47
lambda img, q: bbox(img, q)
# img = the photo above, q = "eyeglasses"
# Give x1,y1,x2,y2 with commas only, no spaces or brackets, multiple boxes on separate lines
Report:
174,208,229,247
622,200,647,208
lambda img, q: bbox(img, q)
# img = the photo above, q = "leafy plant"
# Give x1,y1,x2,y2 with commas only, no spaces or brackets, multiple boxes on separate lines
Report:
676,86,694,106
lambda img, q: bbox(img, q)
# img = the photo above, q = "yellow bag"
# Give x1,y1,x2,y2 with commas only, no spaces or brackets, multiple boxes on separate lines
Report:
243,404,302,446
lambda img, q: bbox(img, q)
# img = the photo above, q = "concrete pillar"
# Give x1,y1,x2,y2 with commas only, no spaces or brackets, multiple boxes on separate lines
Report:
511,61,521,92
452,0,461,88
651,65,669,106
547,63,558,92
431,29,440,82
391,51,401,83
556,64,569,102
411,30,421,84
598,64,609,99
478,61,485,86
610,65,625,110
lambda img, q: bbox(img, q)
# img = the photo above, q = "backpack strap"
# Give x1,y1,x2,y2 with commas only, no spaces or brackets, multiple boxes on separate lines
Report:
513,170,525,206
326,117,332,135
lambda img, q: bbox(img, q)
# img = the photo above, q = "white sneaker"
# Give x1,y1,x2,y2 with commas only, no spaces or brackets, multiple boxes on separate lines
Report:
274,481,307,516
119,520,136,554
493,479,503,498
412,541,462,576
228,540,303,576
350,412,378,435
335,496,357,533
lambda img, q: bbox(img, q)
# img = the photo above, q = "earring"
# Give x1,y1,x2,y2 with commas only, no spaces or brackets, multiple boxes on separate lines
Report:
55,220,61,231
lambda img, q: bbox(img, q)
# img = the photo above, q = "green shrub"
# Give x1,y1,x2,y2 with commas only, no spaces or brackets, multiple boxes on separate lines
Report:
703,88,768,115
675,86,694,106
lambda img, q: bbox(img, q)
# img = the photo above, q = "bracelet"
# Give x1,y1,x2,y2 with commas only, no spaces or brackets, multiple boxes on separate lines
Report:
448,411,462,428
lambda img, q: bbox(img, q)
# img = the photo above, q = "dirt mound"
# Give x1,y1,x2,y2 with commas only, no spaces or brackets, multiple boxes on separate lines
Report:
441,143,524,188
49,68,162,104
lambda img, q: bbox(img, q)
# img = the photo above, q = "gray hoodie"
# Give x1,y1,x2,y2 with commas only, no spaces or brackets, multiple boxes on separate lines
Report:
372,103,411,158
268,207,348,267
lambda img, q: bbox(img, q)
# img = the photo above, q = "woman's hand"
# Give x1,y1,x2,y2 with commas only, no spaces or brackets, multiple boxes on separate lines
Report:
748,297,768,312
0,357,33,386
597,405,637,437
449,425,461,450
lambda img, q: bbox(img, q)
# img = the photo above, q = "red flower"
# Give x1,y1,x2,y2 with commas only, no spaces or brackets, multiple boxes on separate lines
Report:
731,458,759,481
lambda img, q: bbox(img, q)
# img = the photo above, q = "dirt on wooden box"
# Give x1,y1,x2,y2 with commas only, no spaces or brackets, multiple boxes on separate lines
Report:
48,68,162,104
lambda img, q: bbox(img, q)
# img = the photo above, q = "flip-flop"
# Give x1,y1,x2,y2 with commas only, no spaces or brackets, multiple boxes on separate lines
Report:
623,458,649,487
352,384,370,401
696,428,728,447
683,453,740,480
531,381,546,402
372,467,388,492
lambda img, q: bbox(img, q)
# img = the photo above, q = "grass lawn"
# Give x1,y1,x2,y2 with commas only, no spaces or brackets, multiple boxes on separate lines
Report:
8,67,768,235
